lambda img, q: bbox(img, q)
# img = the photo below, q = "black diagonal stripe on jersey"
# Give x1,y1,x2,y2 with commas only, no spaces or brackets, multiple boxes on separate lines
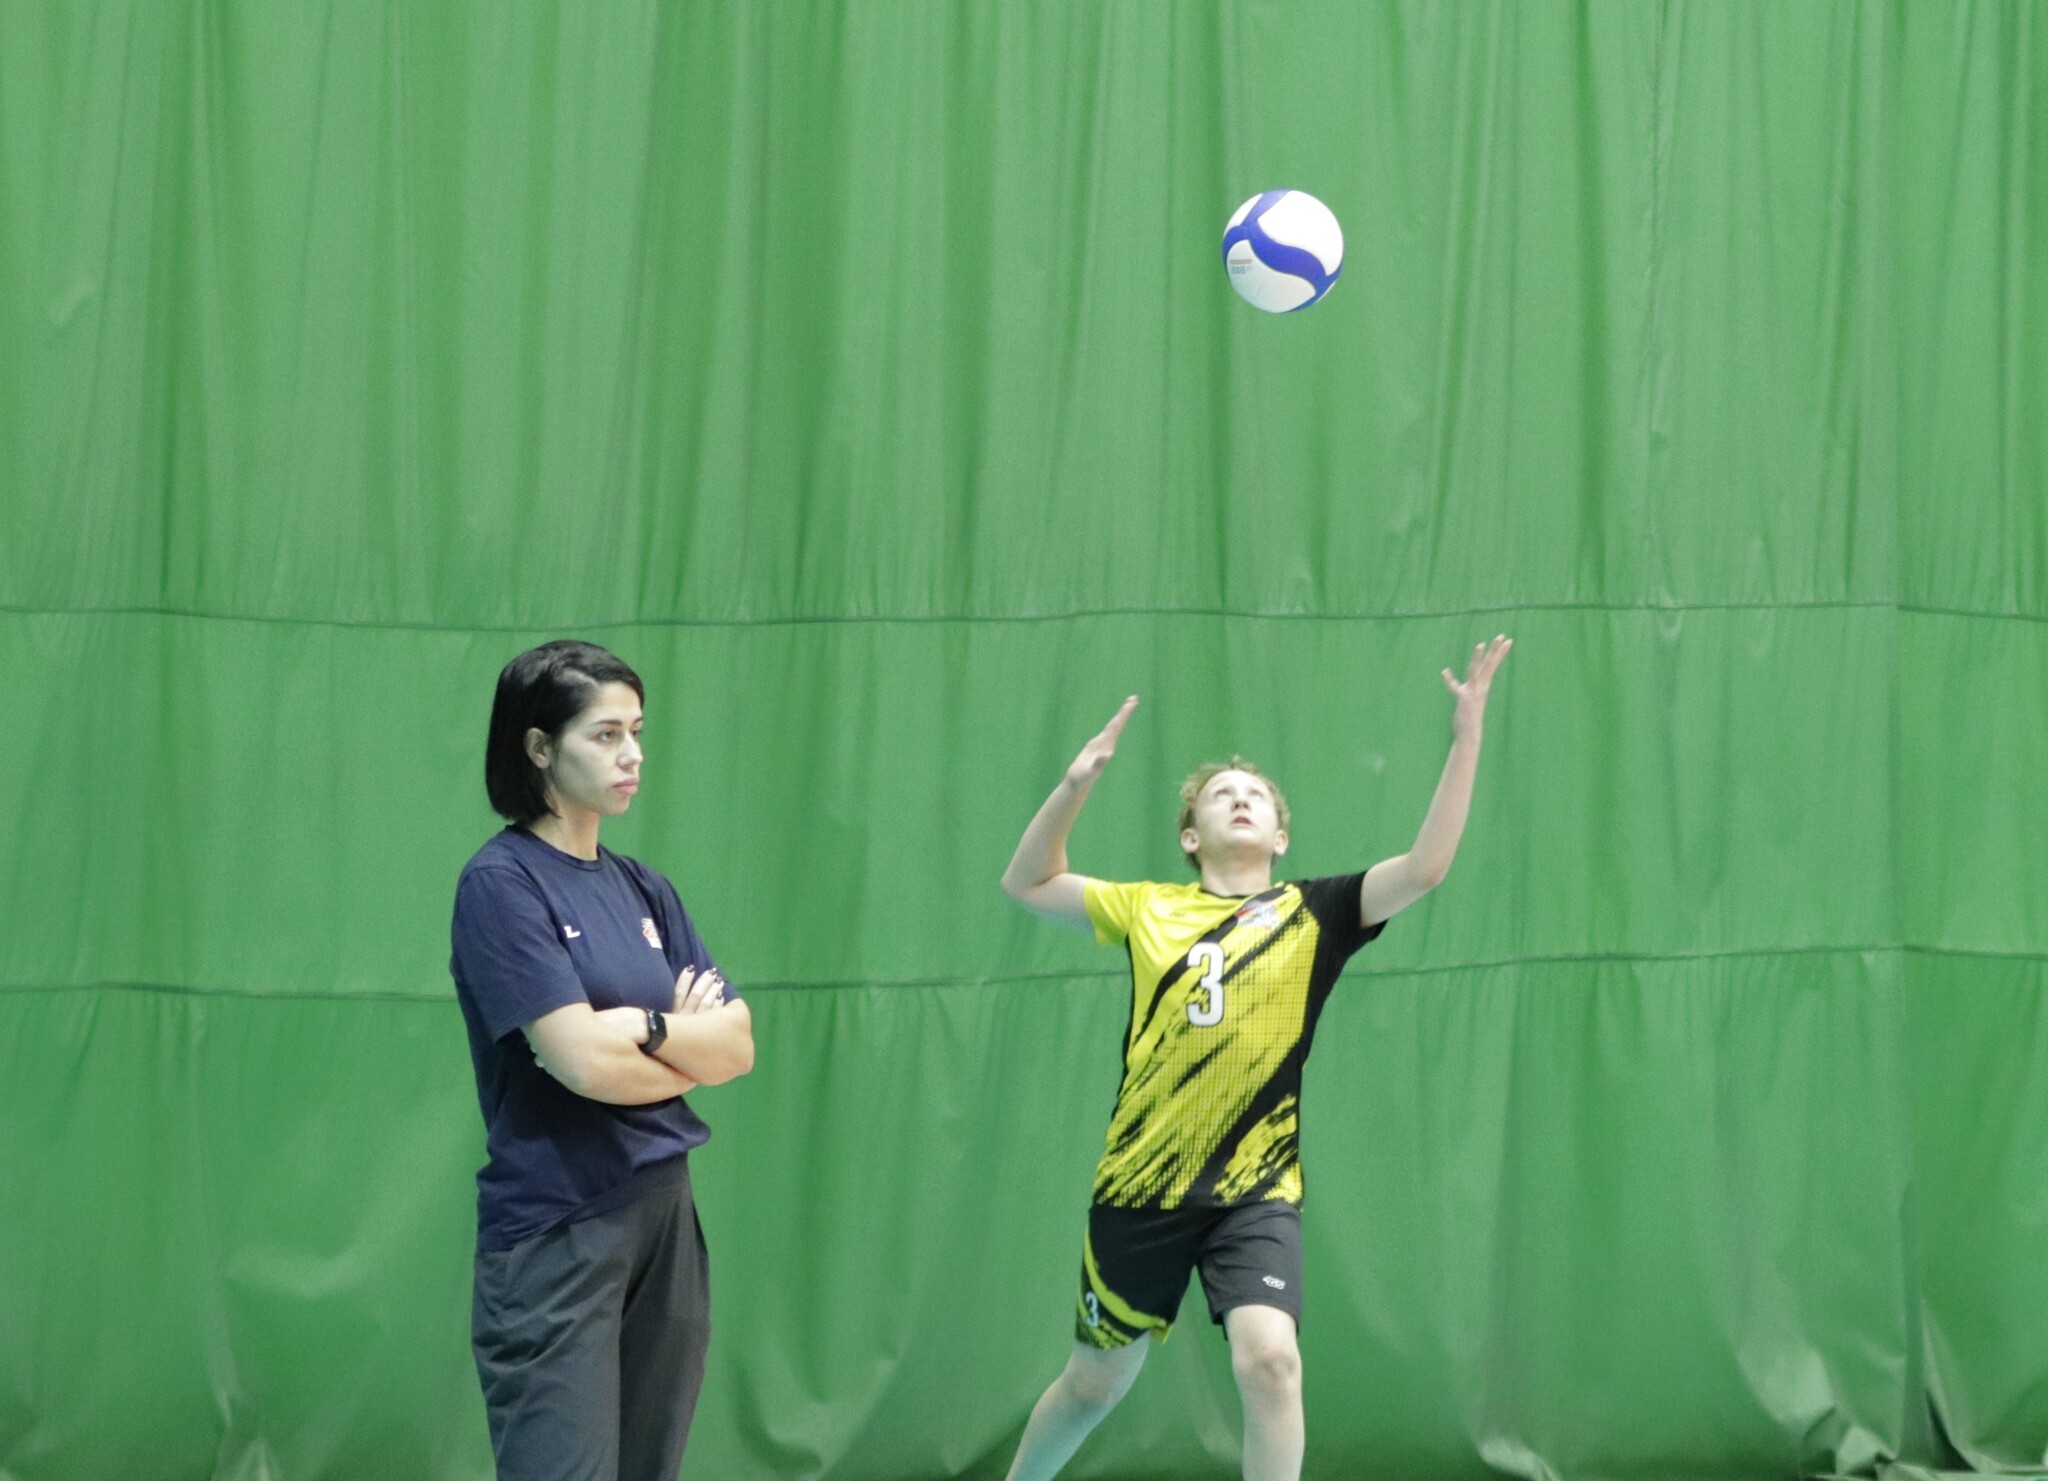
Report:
1211,898,1311,988
1187,1061,1304,1201
1165,905,1311,1100
1131,886,1295,1044
1101,1099,1148,1161
1170,905,1318,1184
1169,1040,1227,1096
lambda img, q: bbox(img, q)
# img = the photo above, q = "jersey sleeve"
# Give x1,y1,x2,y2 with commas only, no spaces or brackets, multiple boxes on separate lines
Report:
1082,879,1150,946
451,865,591,1042
1298,871,1387,962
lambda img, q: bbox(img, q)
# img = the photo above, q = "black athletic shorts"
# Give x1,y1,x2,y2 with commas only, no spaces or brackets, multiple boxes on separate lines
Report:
1075,1199,1304,1349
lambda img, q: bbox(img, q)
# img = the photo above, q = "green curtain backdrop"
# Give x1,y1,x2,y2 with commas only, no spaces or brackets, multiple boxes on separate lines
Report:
2,3,2042,1478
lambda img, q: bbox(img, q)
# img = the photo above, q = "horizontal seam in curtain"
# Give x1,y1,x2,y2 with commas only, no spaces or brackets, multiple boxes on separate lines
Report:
5,945,2038,1003
1,599,2043,634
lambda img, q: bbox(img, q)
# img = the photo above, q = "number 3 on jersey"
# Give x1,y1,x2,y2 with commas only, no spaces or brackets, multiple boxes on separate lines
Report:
1186,941,1226,1027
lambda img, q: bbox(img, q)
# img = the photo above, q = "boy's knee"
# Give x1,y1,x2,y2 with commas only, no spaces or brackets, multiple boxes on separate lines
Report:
1063,1347,1144,1411
1230,1334,1301,1399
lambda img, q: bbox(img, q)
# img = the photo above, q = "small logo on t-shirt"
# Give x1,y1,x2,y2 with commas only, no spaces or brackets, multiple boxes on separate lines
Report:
1239,899,1280,929
1262,1275,1287,1290
562,924,582,941
641,918,663,950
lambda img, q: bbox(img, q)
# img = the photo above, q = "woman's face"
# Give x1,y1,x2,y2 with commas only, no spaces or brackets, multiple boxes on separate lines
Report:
528,682,644,819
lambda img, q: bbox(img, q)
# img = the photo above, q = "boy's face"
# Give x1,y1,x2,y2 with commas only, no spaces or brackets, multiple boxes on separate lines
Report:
1181,769,1289,870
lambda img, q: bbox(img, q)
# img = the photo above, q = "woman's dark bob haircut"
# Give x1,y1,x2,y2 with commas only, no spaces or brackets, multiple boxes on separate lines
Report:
485,640,646,825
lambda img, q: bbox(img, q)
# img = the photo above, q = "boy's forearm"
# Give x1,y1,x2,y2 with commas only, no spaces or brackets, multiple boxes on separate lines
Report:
1406,732,1484,885
1002,777,1090,894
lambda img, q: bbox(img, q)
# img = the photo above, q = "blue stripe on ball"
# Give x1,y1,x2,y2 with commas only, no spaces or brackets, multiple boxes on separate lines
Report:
1221,190,1291,262
1222,190,1338,311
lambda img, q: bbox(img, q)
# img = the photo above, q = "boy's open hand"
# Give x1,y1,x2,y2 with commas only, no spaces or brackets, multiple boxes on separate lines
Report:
1065,697,1139,790
1443,636,1512,741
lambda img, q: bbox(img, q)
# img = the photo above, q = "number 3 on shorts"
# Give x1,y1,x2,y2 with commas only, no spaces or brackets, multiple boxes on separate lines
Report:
1187,942,1225,1027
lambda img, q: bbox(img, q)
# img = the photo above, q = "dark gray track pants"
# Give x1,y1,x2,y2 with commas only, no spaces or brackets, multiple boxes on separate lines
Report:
472,1166,711,1481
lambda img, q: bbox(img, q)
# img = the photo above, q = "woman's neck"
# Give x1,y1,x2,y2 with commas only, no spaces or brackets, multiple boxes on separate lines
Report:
526,808,601,861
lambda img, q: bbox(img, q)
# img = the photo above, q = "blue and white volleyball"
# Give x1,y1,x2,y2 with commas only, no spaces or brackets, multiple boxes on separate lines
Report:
1221,190,1344,313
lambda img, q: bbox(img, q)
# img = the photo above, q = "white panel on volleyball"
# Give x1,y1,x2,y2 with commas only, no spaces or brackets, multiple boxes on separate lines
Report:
1226,240,1318,313
1256,191,1344,275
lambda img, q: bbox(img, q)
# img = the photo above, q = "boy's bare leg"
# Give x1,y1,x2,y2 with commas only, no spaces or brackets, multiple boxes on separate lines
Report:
1003,1337,1151,1481
1225,1305,1304,1481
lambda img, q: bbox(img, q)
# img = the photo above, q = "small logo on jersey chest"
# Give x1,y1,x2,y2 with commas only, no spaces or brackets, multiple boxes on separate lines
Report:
641,917,663,950
562,924,582,941
1238,899,1280,929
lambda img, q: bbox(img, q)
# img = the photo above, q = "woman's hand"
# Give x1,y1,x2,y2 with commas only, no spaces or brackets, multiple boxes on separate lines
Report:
673,966,728,1015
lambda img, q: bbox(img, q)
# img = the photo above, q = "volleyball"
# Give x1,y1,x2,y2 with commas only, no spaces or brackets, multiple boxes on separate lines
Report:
1221,190,1344,313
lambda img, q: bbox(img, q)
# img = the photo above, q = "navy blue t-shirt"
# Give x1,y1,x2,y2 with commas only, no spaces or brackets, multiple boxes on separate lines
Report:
450,827,738,1251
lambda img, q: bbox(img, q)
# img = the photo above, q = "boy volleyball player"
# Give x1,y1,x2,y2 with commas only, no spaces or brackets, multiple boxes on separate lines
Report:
998,636,1512,1481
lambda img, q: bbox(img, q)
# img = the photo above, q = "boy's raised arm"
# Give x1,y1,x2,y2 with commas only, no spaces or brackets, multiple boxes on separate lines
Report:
1000,696,1140,934
1359,636,1512,928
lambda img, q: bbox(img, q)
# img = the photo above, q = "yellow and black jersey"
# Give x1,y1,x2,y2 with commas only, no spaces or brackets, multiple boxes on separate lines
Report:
1081,873,1383,1211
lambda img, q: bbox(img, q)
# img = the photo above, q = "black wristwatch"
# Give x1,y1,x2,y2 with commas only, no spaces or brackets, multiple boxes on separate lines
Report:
640,1008,668,1055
